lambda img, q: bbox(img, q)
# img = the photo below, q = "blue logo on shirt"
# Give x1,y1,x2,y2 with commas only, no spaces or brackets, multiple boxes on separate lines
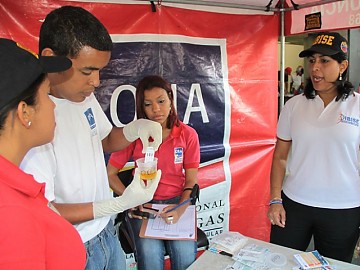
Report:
84,108,97,131
338,113,359,127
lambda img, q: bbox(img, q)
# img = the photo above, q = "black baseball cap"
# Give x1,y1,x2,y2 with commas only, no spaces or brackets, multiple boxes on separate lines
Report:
299,32,348,58
0,38,72,109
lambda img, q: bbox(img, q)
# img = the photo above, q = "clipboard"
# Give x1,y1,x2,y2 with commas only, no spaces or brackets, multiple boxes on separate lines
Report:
139,203,197,241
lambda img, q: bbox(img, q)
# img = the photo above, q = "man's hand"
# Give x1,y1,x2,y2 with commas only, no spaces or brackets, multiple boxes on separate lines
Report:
123,119,162,153
93,168,161,219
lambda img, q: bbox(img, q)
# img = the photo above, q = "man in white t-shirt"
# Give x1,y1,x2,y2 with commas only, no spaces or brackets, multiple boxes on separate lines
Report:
20,6,162,270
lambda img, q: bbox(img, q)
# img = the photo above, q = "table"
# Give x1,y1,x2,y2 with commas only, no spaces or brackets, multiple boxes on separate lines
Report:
187,237,360,269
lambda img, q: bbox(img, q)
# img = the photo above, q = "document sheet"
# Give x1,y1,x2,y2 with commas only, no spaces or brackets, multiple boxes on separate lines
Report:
139,204,196,240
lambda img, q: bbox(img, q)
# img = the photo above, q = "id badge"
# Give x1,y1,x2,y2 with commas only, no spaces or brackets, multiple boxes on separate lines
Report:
174,147,183,164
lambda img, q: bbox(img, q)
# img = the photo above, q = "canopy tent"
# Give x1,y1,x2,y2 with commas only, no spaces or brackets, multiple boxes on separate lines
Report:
0,3,351,268
130,0,342,12
66,0,346,108
157,0,354,109
0,0,347,107
66,0,347,32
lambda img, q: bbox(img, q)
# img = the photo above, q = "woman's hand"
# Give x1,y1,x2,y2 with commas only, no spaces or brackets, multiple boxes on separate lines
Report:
128,206,144,220
160,204,181,224
267,204,286,228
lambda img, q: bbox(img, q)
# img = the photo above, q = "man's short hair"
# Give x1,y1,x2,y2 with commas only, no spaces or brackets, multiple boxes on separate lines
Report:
39,6,113,58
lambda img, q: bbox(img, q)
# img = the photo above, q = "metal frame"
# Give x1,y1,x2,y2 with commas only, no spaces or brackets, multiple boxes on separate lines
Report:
135,0,342,12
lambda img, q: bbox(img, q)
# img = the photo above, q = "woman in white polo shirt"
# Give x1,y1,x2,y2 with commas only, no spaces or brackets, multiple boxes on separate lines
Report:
267,32,360,263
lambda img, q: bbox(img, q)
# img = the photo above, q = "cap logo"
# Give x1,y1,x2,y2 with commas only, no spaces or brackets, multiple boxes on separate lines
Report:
340,41,348,53
313,34,335,46
16,42,39,59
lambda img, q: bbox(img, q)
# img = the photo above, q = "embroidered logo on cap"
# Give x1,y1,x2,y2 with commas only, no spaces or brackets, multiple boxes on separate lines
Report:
340,41,348,53
313,34,335,46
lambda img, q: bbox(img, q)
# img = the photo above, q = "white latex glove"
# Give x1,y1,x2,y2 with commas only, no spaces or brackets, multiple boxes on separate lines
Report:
123,119,162,153
93,168,161,219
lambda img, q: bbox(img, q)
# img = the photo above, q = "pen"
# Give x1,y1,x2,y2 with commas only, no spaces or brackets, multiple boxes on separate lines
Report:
165,198,192,213
142,205,159,212
219,251,233,257
208,247,233,257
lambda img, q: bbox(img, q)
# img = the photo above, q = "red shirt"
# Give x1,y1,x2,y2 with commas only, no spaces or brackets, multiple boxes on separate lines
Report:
0,155,86,270
109,121,200,200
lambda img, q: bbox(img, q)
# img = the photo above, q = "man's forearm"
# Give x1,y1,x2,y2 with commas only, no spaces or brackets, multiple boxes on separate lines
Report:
52,202,94,224
102,127,130,153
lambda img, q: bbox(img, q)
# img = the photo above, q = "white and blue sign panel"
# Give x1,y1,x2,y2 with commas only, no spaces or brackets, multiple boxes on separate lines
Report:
96,35,230,165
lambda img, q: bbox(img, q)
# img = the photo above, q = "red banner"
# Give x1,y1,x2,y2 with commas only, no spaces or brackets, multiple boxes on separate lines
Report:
0,0,278,259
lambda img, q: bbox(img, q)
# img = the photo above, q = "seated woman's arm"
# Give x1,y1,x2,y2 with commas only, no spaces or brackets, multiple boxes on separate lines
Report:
107,162,126,196
160,167,198,223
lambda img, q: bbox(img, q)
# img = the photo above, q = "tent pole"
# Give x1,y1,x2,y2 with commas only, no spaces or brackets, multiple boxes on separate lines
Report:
283,0,343,12
135,0,278,12
279,0,285,112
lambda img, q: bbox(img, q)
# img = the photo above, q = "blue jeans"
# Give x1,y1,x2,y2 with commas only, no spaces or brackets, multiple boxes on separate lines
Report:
129,197,197,270
84,220,126,270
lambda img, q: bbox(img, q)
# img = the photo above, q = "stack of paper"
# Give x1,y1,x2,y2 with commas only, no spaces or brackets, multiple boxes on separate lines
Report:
209,231,248,255
232,243,272,269
293,250,333,270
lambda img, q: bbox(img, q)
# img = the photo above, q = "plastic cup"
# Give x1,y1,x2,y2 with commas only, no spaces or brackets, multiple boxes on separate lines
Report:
136,157,158,181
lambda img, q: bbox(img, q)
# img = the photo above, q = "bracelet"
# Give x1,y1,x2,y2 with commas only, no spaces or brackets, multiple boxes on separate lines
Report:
269,198,283,206
183,187,193,192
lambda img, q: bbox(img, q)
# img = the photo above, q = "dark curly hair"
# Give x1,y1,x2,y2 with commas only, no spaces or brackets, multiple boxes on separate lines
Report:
39,6,113,58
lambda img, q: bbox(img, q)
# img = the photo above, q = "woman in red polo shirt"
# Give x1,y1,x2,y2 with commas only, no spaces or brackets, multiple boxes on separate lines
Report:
107,75,200,270
0,39,86,269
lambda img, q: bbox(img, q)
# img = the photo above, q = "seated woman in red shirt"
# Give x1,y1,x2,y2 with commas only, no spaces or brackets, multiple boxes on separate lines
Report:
0,39,86,269
107,75,200,270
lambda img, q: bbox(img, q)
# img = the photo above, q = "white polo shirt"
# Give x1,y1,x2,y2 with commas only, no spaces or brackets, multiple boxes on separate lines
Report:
21,93,113,242
278,93,360,209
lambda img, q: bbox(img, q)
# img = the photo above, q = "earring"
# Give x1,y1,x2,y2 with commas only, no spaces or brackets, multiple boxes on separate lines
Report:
339,73,343,81
28,121,32,127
